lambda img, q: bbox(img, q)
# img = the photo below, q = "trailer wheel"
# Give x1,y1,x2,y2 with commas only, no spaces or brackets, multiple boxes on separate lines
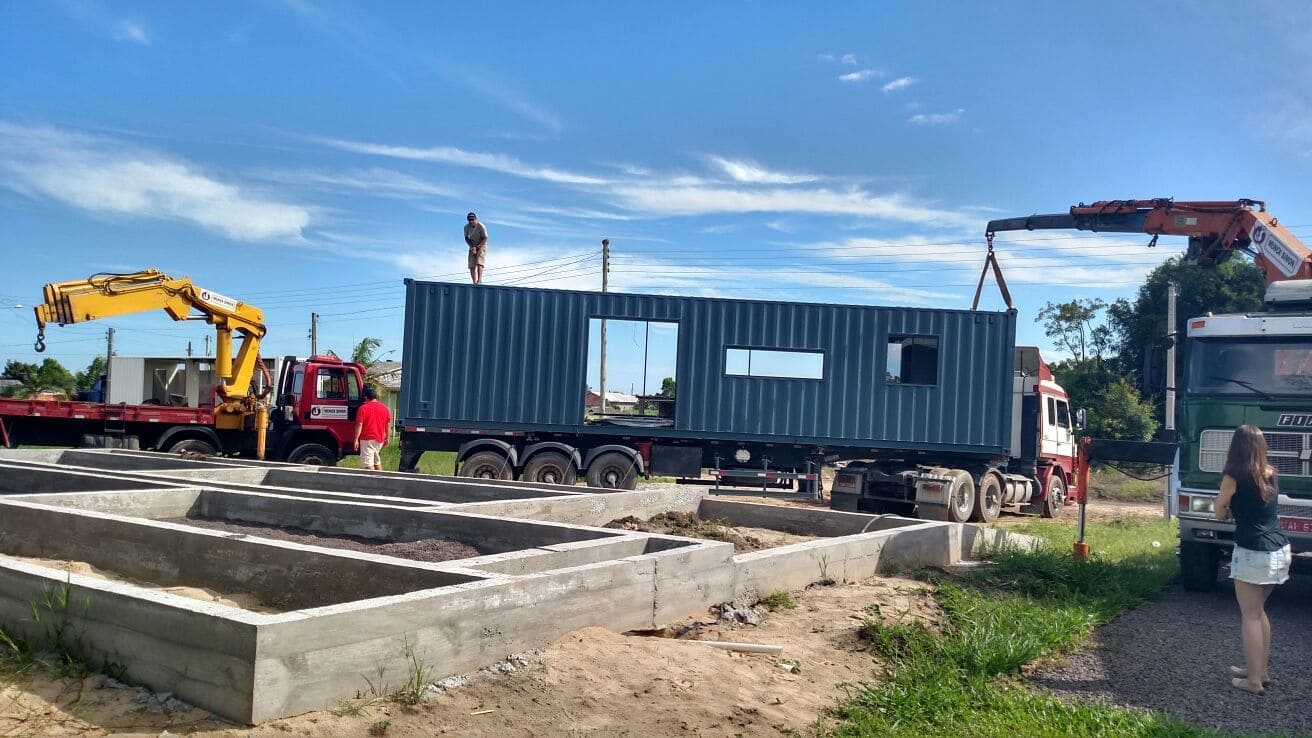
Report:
586,452,638,490
167,438,217,456
460,450,514,480
947,471,975,524
522,452,577,485
287,443,338,466
1180,540,1221,591
971,474,1002,523
1041,474,1067,519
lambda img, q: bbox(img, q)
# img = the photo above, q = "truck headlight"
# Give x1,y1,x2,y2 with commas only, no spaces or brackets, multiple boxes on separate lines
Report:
1189,496,1215,514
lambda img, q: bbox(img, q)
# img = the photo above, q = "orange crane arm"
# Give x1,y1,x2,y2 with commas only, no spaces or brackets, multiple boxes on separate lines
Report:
986,198,1312,285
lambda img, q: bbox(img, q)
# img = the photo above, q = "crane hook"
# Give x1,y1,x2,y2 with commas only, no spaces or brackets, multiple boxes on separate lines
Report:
34,329,46,353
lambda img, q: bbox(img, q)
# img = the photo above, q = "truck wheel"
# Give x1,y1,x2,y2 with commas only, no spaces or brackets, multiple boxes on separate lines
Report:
167,438,217,456
460,450,513,480
1042,474,1066,519
287,443,338,466
1180,540,1221,592
947,471,975,524
971,474,1002,523
522,452,577,485
585,452,638,490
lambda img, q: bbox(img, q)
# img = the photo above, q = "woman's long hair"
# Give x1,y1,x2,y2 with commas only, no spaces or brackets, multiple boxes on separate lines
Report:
1223,424,1275,502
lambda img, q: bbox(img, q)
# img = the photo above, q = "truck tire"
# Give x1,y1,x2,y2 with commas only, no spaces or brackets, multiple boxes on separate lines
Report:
522,451,577,485
1180,540,1221,592
287,443,338,466
460,450,513,480
1042,474,1066,519
971,473,1002,523
167,438,217,456
585,452,638,490
946,470,975,524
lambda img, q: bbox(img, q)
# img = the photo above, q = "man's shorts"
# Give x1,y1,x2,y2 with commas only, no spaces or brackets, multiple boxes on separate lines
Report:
1230,543,1291,585
360,439,384,468
468,244,487,269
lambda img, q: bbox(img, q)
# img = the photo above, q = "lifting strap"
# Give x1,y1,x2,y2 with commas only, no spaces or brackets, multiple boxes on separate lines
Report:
971,233,1014,310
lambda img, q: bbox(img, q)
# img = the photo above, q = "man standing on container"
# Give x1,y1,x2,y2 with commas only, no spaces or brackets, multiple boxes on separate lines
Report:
353,385,391,471
464,211,488,285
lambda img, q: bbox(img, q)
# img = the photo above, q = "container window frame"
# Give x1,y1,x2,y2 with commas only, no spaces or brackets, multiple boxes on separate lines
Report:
723,346,826,381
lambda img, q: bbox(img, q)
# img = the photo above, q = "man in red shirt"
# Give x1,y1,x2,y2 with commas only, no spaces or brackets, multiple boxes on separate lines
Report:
353,385,391,471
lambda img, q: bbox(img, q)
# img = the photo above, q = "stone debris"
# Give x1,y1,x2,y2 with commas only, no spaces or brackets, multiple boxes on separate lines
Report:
713,599,762,626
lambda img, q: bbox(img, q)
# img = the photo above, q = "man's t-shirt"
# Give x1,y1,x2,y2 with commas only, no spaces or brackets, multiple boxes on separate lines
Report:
464,222,488,248
357,400,391,442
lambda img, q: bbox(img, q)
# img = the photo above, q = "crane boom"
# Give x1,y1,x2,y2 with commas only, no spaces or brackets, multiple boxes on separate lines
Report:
32,270,270,453
985,198,1312,285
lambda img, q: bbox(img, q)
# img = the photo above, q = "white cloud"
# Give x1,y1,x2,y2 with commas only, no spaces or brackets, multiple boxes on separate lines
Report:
112,20,149,44
0,122,310,241
253,166,458,199
841,53,858,65
838,69,880,83
817,53,835,63
908,108,965,126
60,2,151,45
708,156,818,185
881,76,916,93
316,136,611,185
608,184,975,227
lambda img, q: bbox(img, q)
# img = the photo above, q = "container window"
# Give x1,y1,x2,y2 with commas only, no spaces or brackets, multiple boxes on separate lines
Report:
725,348,824,379
886,336,938,385
586,318,679,420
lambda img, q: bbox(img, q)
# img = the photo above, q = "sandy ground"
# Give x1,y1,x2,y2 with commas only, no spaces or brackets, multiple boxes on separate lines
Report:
160,516,484,563
0,575,937,737
11,556,275,613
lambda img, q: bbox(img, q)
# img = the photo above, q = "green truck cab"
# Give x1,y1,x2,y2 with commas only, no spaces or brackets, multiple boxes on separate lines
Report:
1175,281,1312,589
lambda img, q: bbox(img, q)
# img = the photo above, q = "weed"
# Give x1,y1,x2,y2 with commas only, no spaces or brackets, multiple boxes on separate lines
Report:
757,591,797,611
814,553,834,585
332,698,369,717
368,718,391,736
387,638,432,705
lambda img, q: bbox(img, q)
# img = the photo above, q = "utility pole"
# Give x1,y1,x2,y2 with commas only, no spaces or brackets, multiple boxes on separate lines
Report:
104,327,114,401
1165,281,1178,521
204,334,211,357
186,340,193,358
599,238,610,415
310,312,319,357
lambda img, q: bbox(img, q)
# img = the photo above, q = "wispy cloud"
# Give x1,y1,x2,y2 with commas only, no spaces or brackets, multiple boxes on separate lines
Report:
315,136,611,185
708,156,819,185
817,53,835,63
841,53,858,66
881,76,916,93
250,166,459,199
59,1,150,45
838,69,881,83
908,108,965,126
451,67,564,134
0,122,310,241
607,185,974,227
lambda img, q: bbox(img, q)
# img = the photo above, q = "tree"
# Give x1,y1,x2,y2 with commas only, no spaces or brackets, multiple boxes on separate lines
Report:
1036,299,1113,364
351,337,382,367
75,356,107,391
1,358,76,398
1088,379,1158,441
659,377,676,397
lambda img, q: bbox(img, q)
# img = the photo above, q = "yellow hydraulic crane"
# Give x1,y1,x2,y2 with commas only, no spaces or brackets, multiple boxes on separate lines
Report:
33,270,272,458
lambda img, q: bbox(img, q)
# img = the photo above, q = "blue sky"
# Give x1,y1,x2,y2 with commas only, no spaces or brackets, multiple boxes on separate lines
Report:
3,1,1312,393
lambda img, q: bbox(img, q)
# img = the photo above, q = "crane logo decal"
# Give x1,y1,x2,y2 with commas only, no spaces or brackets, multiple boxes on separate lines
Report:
1251,223,1301,277
197,289,240,312
310,405,349,419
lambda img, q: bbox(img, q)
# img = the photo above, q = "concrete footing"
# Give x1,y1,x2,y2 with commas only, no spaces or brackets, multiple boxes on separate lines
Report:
0,449,1035,723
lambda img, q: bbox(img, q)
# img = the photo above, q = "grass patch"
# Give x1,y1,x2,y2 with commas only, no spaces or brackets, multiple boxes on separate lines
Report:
337,445,455,475
831,517,1225,737
1089,466,1166,503
758,591,797,611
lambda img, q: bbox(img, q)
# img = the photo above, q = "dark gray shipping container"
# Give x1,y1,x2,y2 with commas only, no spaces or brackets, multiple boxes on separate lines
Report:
400,282,1017,457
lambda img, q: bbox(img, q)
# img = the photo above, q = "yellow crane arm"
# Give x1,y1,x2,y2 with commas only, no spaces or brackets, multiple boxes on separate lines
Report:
33,270,267,406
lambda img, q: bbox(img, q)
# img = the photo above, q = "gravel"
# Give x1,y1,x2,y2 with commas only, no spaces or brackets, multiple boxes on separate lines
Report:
162,516,484,563
1032,571,1312,737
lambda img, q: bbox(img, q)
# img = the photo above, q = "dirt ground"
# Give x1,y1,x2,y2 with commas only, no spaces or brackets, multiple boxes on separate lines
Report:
160,516,484,563
8,556,277,613
987,498,1166,527
605,511,818,552
0,575,938,737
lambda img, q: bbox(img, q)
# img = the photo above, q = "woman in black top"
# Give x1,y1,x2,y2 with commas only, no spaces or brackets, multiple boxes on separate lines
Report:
1215,425,1292,695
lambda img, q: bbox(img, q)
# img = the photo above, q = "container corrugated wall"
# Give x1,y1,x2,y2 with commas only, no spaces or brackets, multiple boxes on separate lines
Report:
401,282,1016,455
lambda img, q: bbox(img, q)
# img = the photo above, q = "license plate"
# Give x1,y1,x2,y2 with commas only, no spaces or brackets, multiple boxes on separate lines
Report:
1279,516,1312,534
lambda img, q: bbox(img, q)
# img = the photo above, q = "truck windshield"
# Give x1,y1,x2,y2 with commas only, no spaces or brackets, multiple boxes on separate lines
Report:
1188,339,1312,396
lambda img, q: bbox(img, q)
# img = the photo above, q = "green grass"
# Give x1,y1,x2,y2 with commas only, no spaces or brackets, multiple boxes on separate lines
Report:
337,444,455,475
1089,466,1166,503
758,591,797,611
831,517,1229,737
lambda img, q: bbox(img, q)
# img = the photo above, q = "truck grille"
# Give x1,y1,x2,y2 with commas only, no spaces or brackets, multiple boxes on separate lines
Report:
1199,429,1308,477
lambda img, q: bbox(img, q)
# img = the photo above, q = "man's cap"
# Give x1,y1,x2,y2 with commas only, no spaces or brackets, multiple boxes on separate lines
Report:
467,212,477,219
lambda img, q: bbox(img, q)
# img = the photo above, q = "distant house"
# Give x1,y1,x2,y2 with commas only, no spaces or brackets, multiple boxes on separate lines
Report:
583,390,639,413
370,361,403,417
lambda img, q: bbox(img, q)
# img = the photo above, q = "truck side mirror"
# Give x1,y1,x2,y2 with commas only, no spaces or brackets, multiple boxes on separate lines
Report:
1075,407,1087,430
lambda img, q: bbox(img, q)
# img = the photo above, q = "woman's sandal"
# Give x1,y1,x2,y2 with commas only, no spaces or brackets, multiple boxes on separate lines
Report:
1230,666,1273,687
1231,677,1266,695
